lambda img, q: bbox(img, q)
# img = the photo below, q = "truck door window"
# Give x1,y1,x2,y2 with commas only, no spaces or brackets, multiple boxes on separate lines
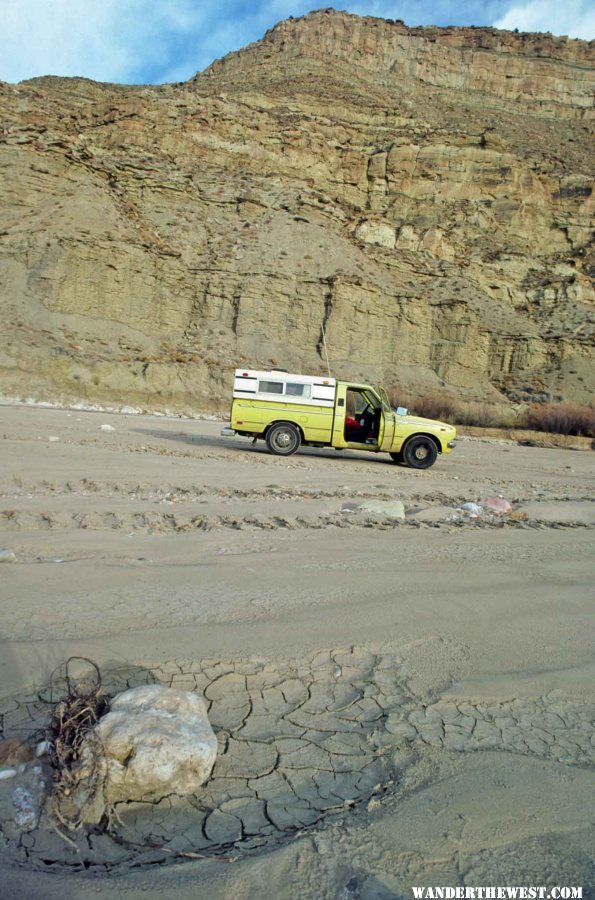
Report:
347,390,368,416
363,390,381,411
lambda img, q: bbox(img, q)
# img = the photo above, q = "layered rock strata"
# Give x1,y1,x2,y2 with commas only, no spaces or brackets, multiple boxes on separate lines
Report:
0,10,593,410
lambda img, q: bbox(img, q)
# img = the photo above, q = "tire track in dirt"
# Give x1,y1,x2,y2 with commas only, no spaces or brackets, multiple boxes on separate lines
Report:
2,507,591,534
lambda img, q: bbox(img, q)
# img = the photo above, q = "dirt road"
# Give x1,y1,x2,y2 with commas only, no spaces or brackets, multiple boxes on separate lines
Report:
0,404,593,899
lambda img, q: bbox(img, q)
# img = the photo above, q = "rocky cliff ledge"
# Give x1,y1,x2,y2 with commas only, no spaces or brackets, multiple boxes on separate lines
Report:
0,9,593,411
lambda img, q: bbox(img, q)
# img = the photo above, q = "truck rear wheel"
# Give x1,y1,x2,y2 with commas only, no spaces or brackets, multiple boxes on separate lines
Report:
402,435,438,469
266,422,301,456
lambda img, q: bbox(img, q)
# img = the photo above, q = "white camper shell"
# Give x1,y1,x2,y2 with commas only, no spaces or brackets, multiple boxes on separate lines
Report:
232,369,336,407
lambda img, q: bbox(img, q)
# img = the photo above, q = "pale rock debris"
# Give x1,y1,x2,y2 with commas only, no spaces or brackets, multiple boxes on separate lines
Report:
95,685,217,804
355,220,396,249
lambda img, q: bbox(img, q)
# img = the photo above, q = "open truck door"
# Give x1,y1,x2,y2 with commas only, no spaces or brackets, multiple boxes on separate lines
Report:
377,386,396,451
332,384,393,451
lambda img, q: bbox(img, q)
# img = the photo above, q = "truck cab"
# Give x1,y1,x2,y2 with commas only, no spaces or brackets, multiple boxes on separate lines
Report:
222,368,456,469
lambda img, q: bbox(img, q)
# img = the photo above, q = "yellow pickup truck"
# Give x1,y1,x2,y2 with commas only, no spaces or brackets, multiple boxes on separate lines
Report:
221,368,456,469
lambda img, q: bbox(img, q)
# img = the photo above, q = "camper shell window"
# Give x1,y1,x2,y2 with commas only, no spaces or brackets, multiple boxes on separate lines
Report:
257,380,311,398
259,380,284,394
286,383,311,398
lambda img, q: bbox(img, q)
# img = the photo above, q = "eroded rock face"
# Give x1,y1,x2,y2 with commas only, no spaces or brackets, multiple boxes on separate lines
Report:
95,685,217,803
0,10,593,409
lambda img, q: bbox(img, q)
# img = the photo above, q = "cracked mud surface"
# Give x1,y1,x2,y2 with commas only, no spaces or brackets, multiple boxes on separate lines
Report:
0,406,594,897
1,647,593,874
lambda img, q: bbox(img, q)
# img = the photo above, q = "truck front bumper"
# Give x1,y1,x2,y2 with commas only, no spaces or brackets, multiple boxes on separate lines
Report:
221,426,236,437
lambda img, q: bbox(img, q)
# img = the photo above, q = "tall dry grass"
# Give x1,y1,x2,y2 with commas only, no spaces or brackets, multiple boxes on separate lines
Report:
520,402,595,437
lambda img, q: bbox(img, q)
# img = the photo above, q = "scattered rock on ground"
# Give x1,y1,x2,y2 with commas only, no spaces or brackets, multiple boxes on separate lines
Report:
461,502,483,517
94,685,217,804
480,496,512,515
100,424,116,432
0,764,47,836
0,549,16,563
12,784,41,830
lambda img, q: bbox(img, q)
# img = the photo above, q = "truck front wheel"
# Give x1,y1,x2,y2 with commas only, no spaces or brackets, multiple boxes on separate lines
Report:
402,436,438,469
266,422,301,456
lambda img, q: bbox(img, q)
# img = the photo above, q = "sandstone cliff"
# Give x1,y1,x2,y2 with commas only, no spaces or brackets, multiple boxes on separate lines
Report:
0,10,593,411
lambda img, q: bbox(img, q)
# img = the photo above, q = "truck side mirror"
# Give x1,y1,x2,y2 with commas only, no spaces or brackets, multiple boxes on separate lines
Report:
395,406,408,416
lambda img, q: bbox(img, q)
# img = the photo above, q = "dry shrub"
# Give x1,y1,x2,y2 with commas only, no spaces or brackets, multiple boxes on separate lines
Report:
457,402,518,428
388,387,458,422
453,402,503,428
388,387,594,435
509,510,529,522
387,385,414,410
521,402,595,437
45,657,108,831
415,392,460,422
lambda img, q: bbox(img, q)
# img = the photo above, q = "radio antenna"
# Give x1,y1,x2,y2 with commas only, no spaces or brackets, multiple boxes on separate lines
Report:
321,320,332,378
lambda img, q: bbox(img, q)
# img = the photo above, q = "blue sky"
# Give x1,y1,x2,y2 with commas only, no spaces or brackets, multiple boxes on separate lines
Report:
2,0,594,85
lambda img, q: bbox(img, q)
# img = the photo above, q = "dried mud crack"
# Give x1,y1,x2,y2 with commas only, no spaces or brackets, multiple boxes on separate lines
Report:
1,648,593,875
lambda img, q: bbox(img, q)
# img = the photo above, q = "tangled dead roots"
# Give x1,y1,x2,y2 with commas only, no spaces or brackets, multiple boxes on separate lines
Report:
45,657,108,831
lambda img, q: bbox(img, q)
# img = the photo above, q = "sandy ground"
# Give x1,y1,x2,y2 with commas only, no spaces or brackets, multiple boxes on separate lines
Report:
0,404,593,899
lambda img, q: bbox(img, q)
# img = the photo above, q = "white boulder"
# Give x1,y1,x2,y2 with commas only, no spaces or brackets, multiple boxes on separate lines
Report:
362,499,405,519
95,685,217,804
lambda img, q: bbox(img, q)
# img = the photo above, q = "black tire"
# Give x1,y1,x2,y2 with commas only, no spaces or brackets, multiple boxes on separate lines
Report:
266,422,301,456
402,435,438,469
389,451,403,465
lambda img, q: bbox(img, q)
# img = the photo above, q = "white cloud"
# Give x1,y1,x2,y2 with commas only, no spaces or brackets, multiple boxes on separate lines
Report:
1,0,324,83
2,0,591,86
1,0,206,83
494,0,595,39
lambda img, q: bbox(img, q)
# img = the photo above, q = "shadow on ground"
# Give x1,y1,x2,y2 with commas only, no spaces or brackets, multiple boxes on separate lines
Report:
134,429,392,466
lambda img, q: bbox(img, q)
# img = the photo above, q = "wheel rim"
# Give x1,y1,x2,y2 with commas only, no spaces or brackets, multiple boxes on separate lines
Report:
414,444,429,460
273,429,293,450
